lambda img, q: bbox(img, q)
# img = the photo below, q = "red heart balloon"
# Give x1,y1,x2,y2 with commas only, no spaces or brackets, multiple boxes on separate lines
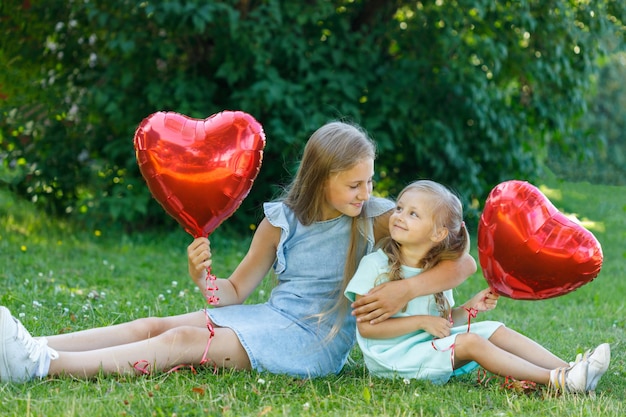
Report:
134,111,265,238
477,180,603,300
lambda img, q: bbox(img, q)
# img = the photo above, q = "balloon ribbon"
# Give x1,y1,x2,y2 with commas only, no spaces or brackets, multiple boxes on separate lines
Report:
133,267,220,375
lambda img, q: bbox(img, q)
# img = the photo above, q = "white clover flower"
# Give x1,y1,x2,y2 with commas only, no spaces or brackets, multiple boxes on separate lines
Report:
257,378,265,385
33,300,43,308
45,39,58,52
303,402,310,410
157,294,165,301
171,281,178,287
403,378,410,385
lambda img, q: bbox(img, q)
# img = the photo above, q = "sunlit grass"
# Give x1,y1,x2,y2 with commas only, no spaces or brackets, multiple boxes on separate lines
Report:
1,182,625,416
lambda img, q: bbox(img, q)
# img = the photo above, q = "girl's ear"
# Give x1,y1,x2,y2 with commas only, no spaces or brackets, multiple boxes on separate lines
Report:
431,227,449,243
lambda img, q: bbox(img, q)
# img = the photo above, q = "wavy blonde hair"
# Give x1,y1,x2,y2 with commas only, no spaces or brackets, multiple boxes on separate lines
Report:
377,180,469,318
281,121,377,339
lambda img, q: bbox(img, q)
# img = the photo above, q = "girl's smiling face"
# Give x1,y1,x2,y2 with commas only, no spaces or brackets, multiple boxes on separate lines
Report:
322,158,374,220
389,188,440,250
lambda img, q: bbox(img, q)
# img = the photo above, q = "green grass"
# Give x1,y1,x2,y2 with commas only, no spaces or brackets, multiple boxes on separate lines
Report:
1,177,625,417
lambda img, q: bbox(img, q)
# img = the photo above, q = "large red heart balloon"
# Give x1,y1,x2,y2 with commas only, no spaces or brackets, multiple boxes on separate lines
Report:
134,111,265,238
477,180,603,300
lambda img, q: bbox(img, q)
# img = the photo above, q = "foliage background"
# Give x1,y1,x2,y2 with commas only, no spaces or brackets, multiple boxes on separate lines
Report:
1,0,625,233
1,2,625,415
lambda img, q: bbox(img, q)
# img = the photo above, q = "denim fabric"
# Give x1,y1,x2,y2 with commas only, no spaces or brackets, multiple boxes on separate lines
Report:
207,197,394,377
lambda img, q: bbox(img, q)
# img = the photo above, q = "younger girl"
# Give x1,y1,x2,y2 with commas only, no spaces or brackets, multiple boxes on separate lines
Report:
344,180,610,393
0,122,475,383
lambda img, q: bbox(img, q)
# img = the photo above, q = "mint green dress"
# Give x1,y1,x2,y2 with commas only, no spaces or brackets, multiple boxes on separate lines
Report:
345,249,503,384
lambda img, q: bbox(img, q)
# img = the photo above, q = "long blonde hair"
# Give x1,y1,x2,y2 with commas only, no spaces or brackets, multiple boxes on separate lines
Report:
378,180,469,318
282,121,377,338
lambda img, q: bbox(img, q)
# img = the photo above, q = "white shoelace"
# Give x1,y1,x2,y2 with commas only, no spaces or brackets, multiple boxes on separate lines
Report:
14,319,59,377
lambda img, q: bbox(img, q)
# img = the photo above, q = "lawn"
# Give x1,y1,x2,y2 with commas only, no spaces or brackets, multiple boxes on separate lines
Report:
0,175,624,417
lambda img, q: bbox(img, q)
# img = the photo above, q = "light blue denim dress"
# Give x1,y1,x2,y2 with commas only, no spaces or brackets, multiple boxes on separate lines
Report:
207,197,394,377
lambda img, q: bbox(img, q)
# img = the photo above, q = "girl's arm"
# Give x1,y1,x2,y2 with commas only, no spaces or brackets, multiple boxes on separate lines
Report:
351,253,477,324
450,288,499,325
187,217,279,306
355,296,453,339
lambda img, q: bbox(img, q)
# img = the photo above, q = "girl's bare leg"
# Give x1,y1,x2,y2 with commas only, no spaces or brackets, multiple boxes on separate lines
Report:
453,326,566,384
48,325,251,378
487,326,567,369
44,311,207,351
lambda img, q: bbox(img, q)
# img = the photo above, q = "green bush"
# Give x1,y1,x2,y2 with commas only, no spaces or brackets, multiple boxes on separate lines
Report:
1,0,624,232
548,52,626,185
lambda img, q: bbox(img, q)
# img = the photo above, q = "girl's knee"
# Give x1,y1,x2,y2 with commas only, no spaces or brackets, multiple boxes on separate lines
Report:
159,326,206,345
452,332,489,362
455,332,488,352
131,316,170,338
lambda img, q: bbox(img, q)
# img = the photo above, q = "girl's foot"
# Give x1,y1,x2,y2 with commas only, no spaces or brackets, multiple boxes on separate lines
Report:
549,359,588,393
0,306,58,383
585,343,610,391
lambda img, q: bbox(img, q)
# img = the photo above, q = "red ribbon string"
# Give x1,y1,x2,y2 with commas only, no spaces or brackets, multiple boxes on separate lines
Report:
204,267,220,305
453,304,538,394
463,307,478,333
431,305,480,370
133,360,151,375
133,267,220,376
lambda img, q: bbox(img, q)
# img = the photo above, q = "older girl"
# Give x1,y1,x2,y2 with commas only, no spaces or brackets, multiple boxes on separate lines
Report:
1,122,474,383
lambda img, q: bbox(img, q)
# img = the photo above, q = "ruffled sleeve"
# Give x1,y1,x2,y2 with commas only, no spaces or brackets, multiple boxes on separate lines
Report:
263,201,294,274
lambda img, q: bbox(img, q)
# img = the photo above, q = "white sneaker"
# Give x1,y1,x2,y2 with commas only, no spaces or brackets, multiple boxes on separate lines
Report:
0,306,59,383
550,360,588,393
585,343,610,391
